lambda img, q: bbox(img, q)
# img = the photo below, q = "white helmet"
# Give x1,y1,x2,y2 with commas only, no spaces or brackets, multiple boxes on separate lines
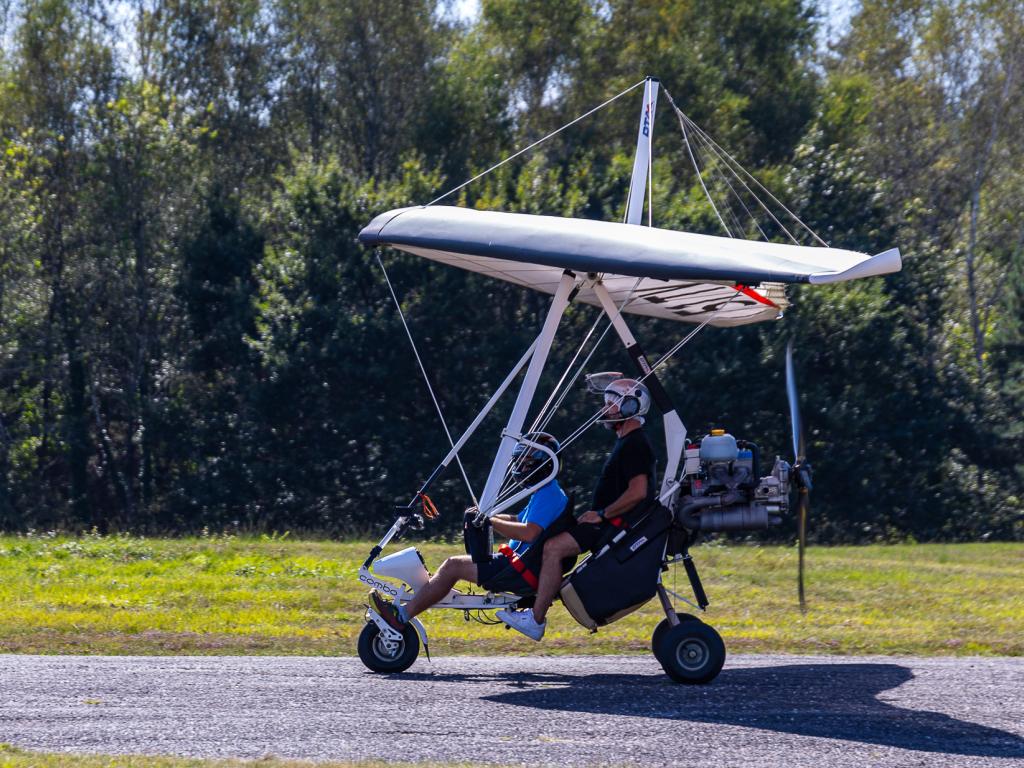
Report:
586,373,650,424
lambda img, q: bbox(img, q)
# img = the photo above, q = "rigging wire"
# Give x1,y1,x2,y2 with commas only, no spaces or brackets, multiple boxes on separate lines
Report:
494,278,644,506
495,299,616,504
528,312,607,437
683,110,758,240
690,116,801,245
533,277,644,436
547,290,740,464
662,86,829,248
679,111,731,237
375,253,480,508
533,299,617,435
687,114,815,244
693,124,770,241
427,78,648,207
687,126,761,239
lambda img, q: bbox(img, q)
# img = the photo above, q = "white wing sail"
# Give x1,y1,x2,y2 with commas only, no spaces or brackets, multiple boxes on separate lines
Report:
360,206,901,327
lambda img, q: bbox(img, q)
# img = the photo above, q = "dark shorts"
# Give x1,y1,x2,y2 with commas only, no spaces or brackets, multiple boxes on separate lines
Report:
568,521,609,553
476,552,533,595
475,553,509,584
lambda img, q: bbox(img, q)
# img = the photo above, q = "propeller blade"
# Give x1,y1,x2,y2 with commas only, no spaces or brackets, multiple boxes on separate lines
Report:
787,339,811,611
785,340,804,463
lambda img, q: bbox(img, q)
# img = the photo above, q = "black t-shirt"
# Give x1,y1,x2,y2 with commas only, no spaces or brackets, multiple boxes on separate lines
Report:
591,428,656,513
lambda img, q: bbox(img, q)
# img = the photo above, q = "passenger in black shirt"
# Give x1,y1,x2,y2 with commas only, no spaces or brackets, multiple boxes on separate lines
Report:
497,376,655,641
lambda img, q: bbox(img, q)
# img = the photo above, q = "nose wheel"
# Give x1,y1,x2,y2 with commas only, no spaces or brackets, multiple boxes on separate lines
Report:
357,620,421,673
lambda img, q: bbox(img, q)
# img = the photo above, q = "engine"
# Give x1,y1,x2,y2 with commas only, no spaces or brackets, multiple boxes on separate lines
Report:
672,429,791,532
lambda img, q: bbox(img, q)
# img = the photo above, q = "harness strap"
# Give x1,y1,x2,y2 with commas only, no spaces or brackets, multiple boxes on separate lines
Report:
498,543,539,590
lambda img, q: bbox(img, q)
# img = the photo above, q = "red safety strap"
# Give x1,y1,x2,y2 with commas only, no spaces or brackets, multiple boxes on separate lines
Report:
498,543,539,590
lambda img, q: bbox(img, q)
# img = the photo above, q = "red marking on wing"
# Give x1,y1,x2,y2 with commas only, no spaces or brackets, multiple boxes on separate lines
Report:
734,284,779,308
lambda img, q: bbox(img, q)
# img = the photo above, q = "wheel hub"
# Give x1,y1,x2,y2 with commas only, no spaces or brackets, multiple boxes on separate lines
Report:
373,634,402,659
676,638,709,671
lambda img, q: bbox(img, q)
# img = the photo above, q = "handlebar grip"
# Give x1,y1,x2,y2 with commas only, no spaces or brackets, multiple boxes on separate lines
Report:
362,545,382,570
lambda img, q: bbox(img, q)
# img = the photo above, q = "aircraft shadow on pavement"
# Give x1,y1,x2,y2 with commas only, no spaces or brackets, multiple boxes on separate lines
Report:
398,663,1024,758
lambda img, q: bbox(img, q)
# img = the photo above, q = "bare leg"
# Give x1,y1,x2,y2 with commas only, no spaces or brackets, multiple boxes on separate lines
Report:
404,555,478,620
531,532,581,624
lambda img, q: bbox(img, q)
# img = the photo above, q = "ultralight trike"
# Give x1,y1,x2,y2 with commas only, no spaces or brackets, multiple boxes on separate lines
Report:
355,77,899,684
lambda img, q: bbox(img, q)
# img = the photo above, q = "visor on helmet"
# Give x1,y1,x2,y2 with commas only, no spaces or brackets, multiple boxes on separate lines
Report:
508,432,561,486
585,371,624,395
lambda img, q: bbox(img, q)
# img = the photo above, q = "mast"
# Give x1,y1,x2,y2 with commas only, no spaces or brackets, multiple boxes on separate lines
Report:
625,77,659,225
616,76,687,498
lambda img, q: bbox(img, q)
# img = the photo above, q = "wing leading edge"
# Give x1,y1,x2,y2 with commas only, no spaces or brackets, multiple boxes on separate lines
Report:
359,206,902,327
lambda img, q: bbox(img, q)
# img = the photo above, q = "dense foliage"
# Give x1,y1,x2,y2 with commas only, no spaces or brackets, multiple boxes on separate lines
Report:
0,0,1021,541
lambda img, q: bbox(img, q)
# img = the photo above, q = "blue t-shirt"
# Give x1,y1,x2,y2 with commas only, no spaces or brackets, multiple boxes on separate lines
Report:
507,480,567,555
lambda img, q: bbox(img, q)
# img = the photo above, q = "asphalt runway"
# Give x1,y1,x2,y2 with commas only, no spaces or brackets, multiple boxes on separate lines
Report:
1,654,1023,767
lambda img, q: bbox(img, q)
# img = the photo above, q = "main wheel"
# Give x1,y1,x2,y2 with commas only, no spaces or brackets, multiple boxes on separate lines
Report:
650,612,700,659
357,620,420,674
657,621,725,685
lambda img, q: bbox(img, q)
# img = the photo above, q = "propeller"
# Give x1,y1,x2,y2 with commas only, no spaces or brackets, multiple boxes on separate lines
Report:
785,340,813,612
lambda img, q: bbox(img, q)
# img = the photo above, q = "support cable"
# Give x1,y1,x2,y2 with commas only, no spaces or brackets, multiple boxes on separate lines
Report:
678,107,731,237
552,289,740,460
662,86,829,248
685,111,811,244
690,128,760,239
496,307,613,504
376,253,480,507
694,125,769,241
428,79,648,207
494,278,644,505
533,277,643,436
687,115,798,244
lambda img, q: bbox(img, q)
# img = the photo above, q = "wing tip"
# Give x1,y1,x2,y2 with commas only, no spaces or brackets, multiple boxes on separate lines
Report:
358,207,420,247
808,246,903,285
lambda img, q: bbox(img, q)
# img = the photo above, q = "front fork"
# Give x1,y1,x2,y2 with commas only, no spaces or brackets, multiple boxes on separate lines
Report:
366,606,430,660
361,563,521,660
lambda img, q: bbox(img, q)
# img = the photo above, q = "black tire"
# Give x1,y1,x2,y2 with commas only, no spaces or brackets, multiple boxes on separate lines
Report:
357,620,420,674
650,612,700,659
657,621,726,685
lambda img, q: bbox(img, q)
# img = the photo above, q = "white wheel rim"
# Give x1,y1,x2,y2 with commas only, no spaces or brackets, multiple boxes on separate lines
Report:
675,637,710,672
372,633,403,661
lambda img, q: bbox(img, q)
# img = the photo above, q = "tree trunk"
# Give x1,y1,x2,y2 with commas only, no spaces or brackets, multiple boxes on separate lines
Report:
64,333,91,525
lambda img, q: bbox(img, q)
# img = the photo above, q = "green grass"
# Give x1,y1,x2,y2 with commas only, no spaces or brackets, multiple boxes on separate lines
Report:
0,533,1021,656
0,744,483,768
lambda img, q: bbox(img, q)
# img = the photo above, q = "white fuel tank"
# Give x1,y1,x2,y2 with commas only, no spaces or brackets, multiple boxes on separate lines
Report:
700,429,738,462
372,546,431,590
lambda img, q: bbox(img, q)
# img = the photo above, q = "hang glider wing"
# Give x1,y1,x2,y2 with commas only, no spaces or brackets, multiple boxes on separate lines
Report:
359,206,902,327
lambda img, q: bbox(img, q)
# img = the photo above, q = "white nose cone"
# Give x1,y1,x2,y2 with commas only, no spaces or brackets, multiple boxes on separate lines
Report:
372,547,430,590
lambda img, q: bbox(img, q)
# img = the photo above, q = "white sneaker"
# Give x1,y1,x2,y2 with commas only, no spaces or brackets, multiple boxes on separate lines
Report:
496,608,546,641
